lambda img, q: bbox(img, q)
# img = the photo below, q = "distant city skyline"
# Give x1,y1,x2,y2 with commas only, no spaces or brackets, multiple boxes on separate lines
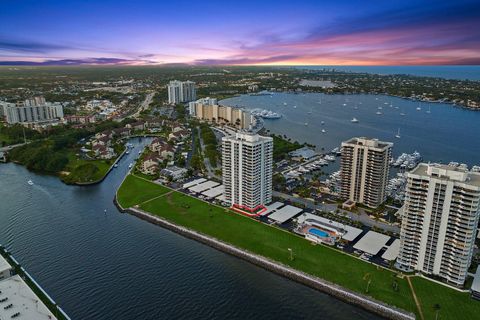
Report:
1,0,479,66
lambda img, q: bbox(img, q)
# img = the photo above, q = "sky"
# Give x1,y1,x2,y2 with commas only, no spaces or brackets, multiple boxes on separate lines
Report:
1,0,479,66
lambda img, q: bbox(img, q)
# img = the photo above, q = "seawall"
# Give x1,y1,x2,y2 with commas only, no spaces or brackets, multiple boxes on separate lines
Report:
115,200,415,320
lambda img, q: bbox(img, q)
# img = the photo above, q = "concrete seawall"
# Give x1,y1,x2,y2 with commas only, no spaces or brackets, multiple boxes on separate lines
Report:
116,201,415,320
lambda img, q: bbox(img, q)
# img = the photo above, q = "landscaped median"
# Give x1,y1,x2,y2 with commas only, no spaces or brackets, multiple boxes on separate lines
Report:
116,174,480,320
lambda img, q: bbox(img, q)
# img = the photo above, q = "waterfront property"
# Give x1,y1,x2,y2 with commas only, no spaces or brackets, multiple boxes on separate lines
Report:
116,174,480,319
189,97,253,130
396,163,480,286
340,137,393,208
222,132,273,210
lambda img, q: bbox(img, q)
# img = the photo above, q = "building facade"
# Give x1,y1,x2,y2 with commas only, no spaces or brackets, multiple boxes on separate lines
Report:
167,80,196,104
189,98,253,129
396,163,480,286
222,132,273,210
1,98,64,124
340,137,393,208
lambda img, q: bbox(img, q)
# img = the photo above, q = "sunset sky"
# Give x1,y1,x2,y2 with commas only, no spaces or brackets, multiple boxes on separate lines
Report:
1,0,479,66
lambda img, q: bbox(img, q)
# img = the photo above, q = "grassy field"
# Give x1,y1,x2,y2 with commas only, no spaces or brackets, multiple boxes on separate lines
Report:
117,174,480,319
62,152,113,184
117,174,170,208
411,277,480,320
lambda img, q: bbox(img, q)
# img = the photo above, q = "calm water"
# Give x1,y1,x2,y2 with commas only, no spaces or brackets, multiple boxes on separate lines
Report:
0,137,381,320
222,93,480,168
296,65,480,81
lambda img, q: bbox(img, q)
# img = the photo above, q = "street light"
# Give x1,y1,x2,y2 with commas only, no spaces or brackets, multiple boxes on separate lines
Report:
287,248,294,261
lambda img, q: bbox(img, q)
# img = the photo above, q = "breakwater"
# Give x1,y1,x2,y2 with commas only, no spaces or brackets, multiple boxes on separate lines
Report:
117,202,415,320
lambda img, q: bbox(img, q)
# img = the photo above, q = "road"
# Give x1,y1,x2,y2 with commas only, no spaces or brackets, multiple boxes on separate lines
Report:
197,126,221,180
0,142,29,152
273,190,400,234
132,92,155,119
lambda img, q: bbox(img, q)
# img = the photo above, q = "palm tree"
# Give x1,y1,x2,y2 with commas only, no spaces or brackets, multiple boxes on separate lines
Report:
433,303,441,320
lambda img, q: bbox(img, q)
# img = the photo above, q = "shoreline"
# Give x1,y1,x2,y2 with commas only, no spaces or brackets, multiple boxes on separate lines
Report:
113,196,415,320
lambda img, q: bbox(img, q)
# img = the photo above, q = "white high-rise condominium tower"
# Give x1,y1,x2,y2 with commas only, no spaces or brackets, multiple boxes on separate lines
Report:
222,132,273,210
396,163,480,286
167,80,196,104
340,137,393,208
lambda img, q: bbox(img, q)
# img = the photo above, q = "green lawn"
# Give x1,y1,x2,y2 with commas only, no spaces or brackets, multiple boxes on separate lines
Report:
411,277,480,320
62,152,113,184
117,174,170,208
119,174,480,319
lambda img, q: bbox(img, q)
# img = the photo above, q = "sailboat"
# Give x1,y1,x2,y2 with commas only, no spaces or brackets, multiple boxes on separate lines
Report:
426,105,431,114
395,128,401,139
416,103,422,111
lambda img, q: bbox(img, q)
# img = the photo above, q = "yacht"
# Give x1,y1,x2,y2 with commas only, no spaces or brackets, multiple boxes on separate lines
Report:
27,180,34,186
351,117,359,123
395,128,401,139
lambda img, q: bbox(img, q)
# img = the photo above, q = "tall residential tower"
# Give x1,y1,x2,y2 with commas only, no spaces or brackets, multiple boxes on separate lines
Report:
222,132,273,210
340,137,393,208
396,163,480,286
167,80,196,104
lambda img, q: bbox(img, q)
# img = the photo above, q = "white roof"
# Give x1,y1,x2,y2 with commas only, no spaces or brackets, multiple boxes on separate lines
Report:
189,181,219,193
353,231,391,255
0,254,12,273
268,205,303,223
0,275,57,320
215,194,226,201
260,202,284,216
201,185,224,199
297,213,363,241
472,265,480,293
381,239,401,261
182,178,207,189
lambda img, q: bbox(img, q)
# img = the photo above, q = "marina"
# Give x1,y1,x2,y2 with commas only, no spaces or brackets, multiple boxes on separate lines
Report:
222,92,480,167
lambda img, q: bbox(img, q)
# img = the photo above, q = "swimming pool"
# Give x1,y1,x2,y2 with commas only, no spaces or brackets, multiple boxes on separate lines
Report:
308,227,330,238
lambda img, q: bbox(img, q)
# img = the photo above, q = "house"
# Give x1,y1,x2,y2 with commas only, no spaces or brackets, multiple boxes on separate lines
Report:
149,138,166,153
160,166,188,181
92,145,116,159
158,144,175,160
126,121,145,131
168,129,189,141
113,127,131,138
92,136,111,147
141,153,162,175
65,115,96,124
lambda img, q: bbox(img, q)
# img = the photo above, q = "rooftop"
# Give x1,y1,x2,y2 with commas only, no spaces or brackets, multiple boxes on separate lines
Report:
472,265,480,293
381,239,401,261
0,275,57,320
410,163,480,187
342,137,393,151
268,205,303,224
0,254,11,273
353,231,391,255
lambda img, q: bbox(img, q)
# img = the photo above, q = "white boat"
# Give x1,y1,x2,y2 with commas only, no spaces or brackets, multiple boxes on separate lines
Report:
342,103,347,106
321,121,325,125
114,164,118,168
321,129,326,133
128,163,133,169
293,105,297,109
378,106,383,110
426,105,431,114
27,180,34,185
138,150,142,154
395,128,401,139
376,111,382,115
126,151,130,154
351,117,359,123
283,102,287,105
304,122,308,126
